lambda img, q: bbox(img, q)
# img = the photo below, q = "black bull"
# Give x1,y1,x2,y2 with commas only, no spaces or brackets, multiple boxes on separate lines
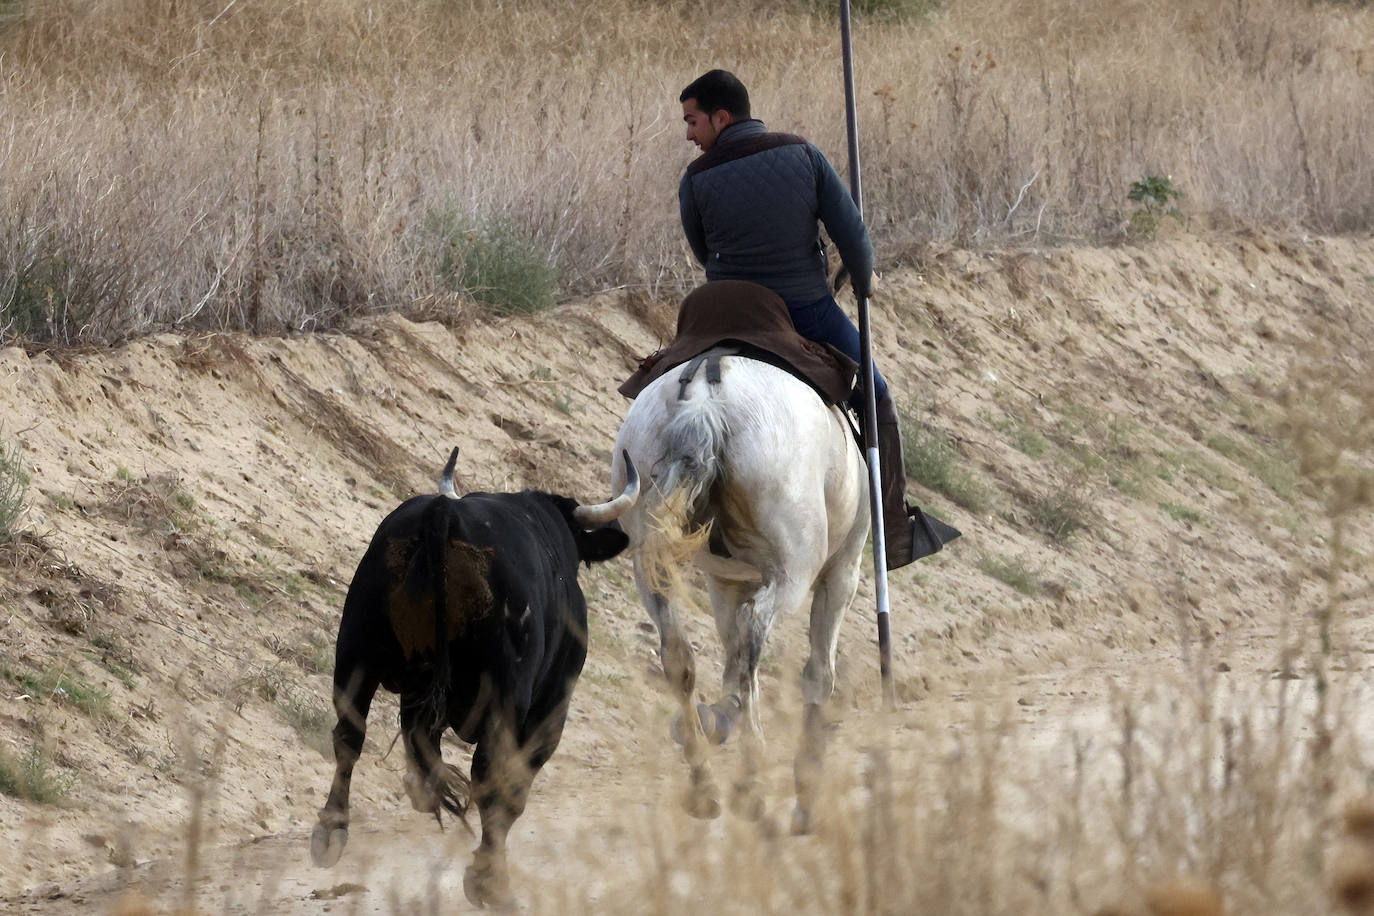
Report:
311,449,637,907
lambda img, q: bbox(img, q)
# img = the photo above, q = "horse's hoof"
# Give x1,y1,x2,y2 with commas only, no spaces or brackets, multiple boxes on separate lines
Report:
683,786,722,820
670,704,710,746
755,811,783,841
671,702,736,747
701,702,735,745
310,823,348,867
730,781,766,822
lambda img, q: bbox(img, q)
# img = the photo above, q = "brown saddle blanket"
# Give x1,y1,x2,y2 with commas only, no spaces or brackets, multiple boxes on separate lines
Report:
617,280,857,405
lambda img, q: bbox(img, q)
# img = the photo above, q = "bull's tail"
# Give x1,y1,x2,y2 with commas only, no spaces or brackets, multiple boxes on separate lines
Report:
418,493,475,827
640,392,728,594
420,495,452,734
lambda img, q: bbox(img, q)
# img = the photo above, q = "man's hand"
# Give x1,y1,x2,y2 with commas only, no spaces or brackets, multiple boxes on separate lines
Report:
849,272,881,300
834,266,881,299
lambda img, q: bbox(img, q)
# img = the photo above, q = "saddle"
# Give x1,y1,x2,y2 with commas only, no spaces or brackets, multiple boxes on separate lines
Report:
617,280,857,406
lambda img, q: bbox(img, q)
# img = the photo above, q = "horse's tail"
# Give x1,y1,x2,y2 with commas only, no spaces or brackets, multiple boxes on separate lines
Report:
639,388,729,594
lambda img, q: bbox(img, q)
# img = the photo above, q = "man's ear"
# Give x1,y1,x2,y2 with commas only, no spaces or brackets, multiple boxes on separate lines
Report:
712,109,734,131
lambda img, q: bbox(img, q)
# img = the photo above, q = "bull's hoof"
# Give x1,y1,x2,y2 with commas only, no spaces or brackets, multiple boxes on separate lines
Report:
403,770,440,814
464,859,513,909
310,823,348,867
790,806,812,836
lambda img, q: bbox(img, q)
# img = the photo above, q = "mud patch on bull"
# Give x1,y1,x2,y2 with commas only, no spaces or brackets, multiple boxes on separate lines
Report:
386,538,493,661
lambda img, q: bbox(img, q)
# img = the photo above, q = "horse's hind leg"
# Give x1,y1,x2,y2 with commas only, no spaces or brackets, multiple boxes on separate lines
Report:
635,555,720,819
700,576,754,746
727,571,815,822
794,543,864,835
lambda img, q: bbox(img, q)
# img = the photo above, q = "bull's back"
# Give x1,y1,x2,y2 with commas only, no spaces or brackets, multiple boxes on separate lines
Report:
336,492,587,727
439,493,591,710
336,496,499,688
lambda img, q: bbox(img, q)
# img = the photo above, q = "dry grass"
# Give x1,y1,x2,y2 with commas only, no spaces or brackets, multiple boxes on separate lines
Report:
59,653,1369,914
1,0,1371,343
0,437,28,541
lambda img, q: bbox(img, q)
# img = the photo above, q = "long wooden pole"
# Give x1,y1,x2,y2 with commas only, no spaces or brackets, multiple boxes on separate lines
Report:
840,0,895,710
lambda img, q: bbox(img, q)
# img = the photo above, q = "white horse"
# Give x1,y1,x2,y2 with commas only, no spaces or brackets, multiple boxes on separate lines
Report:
610,346,869,829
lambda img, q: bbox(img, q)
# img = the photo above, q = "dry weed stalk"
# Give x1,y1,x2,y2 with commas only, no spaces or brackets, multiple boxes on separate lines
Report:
1330,798,1374,912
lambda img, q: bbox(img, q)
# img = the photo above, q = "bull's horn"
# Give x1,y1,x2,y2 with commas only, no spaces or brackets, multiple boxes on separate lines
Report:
573,452,640,526
438,447,460,498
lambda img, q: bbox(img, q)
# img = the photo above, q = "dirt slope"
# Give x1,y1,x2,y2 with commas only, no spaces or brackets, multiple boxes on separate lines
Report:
0,232,1372,913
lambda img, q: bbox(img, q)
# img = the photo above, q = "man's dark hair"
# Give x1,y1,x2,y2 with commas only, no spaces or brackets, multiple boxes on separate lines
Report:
679,69,751,119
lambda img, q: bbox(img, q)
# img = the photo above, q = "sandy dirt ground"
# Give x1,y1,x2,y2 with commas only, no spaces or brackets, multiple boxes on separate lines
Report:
1,232,1372,913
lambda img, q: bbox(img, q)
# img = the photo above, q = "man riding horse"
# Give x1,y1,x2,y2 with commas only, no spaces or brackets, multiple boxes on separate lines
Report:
677,68,926,570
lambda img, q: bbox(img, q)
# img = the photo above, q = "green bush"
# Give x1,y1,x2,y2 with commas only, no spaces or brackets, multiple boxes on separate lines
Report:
1205,432,1298,500
1,253,68,340
1127,174,1185,239
992,413,1049,458
1160,501,1203,524
0,0,22,31
18,669,111,718
900,412,995,513
1028,483,1095,544
0,742,72,805
1,232,128,345
0,437,28,543
280,688,333,758
976,552,1043,596
428,208,558,315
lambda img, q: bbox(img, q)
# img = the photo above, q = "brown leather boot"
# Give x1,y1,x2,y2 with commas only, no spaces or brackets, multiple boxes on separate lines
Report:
874,396,961,569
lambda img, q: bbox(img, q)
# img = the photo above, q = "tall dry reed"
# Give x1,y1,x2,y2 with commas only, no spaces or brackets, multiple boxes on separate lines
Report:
1,0,1371,342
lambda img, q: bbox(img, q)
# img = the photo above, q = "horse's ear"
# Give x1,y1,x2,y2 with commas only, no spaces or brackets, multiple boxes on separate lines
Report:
578,523,630,565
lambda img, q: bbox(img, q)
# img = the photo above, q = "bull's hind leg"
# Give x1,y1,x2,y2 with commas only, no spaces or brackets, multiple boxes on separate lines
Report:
635,555,719,819
793,541,865,835
398,692,466,820
464,720,540,909
312,665,380,867
464,688,574,908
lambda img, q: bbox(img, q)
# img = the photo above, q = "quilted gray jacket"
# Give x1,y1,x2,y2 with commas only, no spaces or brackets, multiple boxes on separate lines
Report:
678,119,873,304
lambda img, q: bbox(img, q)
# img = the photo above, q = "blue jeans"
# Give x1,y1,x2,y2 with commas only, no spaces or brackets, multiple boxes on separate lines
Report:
786,294,888,410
